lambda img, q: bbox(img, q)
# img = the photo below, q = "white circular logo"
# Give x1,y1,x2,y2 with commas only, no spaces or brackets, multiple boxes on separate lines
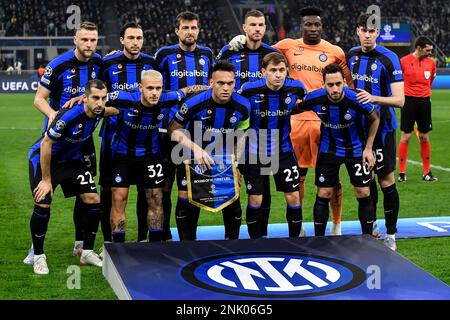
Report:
285,96,292,104
319,53,328,62
158,113,164,121
110,91,119,100
230,116,237,123
182,179,188,186
344,113,352,121
115,175,122,183
180,103,188,114
207,109,212,115
322,106,327,111
247,183,252,190
371,63,378,71
56,120,66,130
319,175,325,183
384,24,391,33
91,71,96,78
199,58,206,66
44,66,53,76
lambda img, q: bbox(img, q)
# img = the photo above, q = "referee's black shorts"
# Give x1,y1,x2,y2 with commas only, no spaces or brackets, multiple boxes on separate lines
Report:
400,96,432,134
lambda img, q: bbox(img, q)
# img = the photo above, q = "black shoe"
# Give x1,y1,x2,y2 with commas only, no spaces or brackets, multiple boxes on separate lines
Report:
423,171,438,182
398,173,407,182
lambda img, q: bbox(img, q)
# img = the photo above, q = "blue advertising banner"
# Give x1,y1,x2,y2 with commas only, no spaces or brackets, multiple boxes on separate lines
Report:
377,22,411,44
0,74,40,93
103,235,450,300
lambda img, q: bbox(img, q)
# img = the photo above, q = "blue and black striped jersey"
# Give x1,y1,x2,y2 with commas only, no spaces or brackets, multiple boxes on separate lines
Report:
238,78,306,156
39,49,102,132
300,87,377,158
347,45,403,133
106,89,184,159
154,44,213,90
99,52,156,139
173,89,250,160
28,104,102,166
216,43,279,89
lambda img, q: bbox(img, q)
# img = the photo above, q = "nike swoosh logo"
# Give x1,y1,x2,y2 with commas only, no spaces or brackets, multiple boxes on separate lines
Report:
90,186,96,190
376,165,384,170
72,130,82,135
235,59,246,63
201,116,211,120
155,179,164,184
351,61,358,65
316,112,327,115
247,221,257,225
255,100,264,103
66,74,76,79
293,183,300,188
34,234,45,238
127,112,139,117
172,60,182,64
363,180,371,184
112,70,123,75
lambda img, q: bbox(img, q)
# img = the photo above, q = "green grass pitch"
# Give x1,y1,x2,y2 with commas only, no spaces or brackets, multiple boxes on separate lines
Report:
0,90,449,299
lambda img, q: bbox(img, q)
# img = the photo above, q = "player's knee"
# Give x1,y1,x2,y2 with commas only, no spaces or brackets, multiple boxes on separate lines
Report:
248,195,262,207
112,188,128,203
355,187,370,198
33,204,50,220
378,174,395,188
178,190,188,200
317,188,332,199
284,192,300,206
79,192,100,204
400,132,412,143
419,133,429,142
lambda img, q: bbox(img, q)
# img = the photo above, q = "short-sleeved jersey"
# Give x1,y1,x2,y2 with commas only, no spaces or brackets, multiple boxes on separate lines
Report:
216,43,279,89
99,52,155,140
273,38,353,121
239,78,306,156
400,53,436,98
173,89,250,160
106,90,184,159
154,44,213,90
300,87,377,158
347,45,403,133
28,104,102,166
39,49,102,131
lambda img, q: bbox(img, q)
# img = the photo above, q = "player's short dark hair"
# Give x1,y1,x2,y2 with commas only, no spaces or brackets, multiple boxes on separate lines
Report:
76,21,97,34
176,11,199,28
357,13,373,28
415,36,433,48
322,64,344,82
120,22,143,38
212,60,235,74
300,6,322,18
262,52,287,69
85,79,107,97
244,9,265,22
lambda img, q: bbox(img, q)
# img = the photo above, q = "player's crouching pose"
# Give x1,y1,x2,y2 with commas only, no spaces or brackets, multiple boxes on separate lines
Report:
27,80,115,274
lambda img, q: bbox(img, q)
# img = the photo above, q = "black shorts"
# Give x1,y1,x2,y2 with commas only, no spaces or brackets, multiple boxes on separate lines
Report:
244,152,300,195
176,163,189,191
111,155,165,189
401,96,432,134
162,155,177,183
315,153,372,188
99,138,113,188
29,159,97,205
79,136,97,177
373,130,396,176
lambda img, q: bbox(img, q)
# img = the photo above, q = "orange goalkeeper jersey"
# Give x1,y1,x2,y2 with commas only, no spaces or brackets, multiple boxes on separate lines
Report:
273,38,353,120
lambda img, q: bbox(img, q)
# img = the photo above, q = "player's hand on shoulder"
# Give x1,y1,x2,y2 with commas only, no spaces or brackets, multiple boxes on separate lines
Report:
105,50,121,57
356,88,375,104
62,96,83,109
229,35,246,51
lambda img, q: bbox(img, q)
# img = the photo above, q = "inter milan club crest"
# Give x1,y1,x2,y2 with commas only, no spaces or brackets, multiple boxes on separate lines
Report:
319,53,328,62
115,174,122,184
285,96,292,104
322,106,327,111
91,71,96,78
78,123,83,128
319,174,325,183
158,113,164,121
344,112,352,121
199,58,206,66
229,115,237,123
71,68,76,74
371,63,378,71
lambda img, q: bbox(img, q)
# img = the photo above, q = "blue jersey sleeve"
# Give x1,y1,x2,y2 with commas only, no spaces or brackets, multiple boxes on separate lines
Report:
39,61,59,91
46,111,73,141
385,53,404,83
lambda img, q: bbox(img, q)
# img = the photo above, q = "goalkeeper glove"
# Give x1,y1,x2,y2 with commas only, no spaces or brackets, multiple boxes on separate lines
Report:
229,35,247,51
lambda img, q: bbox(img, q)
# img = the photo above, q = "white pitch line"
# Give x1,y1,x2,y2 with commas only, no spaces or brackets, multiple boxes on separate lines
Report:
398,157,450,172
0,127,40,130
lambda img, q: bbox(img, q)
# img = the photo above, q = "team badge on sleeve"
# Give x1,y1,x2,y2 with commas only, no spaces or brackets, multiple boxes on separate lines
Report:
44,66,53,76
180,103,188,114
109,91,119,100
56,120,66,130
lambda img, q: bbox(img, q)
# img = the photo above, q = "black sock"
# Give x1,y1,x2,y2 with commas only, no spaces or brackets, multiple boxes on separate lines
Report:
30,205,50,255
136,186,149,242
73,196,84,241
260,178,271,237
100,188,112,242
175,198,199,241
112,232,125,243
162,191,173,241
369,179,378,221
357,196,375,235
382,184,399,234
148,228,163,242
286,205,303,237
222,199,242,239
246,205,262,239
313,196,330,236
82,202,101,250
